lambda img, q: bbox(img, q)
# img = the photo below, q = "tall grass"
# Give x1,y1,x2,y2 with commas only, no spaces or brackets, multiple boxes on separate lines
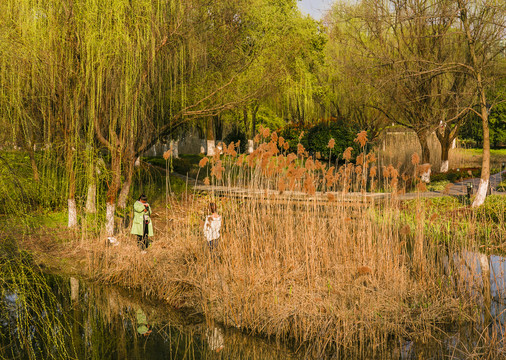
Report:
44,129,506,358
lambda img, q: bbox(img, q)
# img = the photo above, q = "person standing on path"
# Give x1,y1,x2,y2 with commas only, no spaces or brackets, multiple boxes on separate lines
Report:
131,194,153,250
203,202,221,251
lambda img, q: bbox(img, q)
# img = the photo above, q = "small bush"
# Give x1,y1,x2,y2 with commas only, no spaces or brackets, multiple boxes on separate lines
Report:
280,120,361,161
426,180,451,192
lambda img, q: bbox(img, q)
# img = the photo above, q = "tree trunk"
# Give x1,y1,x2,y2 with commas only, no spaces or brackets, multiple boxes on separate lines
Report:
473,104,490,207
85,182,97,214
436,124,459,173
206,118,216,156
415,129,431,164
440,144,449,173
118,158,134,210
439,130,451,173
85,162,97,214
67,145,77,228
243,108,248,132
106,150,122,236
106,202,115,237
457,0,491,207
251,103,260,139
68,198,77,228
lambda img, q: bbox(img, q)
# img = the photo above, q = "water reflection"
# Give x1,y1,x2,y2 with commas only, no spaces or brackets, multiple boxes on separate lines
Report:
1,260,506,359
0,272,300,359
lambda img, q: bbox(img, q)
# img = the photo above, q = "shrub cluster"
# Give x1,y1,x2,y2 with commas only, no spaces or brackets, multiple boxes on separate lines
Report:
280,119,362,161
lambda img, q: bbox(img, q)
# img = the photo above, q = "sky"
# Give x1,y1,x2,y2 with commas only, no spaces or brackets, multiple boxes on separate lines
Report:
297,0,334,20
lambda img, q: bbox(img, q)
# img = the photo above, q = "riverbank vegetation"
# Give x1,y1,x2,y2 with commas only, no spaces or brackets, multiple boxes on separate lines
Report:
1,0,506,357
6,132,505,358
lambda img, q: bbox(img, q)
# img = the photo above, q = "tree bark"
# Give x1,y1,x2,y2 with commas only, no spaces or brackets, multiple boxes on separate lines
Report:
243,108,248,132
206,117,216,155
85,182,97,214
106,202,115,236
85,161,97,214
473,103,490,207
118,157,134,210
436,125,458,173
251,102,260,139
68,198,77,228
415,129,431,164
456,0,492,207
67,144,77,228
106,149,122,236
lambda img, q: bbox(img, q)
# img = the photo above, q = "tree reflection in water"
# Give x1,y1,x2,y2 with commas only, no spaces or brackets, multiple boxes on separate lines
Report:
0,270,300,359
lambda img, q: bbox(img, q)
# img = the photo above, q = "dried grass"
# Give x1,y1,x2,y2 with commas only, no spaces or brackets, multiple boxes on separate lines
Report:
42,133,487,358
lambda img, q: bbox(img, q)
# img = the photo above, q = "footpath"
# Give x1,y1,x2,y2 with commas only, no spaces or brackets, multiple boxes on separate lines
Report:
398,169,506,201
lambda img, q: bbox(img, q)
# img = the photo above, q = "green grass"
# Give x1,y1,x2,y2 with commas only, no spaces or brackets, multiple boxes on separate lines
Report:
426,180,451,191
460,148,506,157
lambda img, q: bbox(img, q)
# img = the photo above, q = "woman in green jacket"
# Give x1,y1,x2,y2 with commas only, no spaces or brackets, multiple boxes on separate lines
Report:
130,194,153,249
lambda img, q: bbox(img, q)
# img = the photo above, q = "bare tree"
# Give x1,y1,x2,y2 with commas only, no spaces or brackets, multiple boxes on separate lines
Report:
454,0,506,206
328,0,476,167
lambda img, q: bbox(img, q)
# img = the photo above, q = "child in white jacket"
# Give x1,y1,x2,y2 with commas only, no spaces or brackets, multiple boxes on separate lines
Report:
203,202,221,250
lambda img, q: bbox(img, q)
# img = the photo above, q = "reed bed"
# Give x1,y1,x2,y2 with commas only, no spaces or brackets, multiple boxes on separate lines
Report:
37,129,499,358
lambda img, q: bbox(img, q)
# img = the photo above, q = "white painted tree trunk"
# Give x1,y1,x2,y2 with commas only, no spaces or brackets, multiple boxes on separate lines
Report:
106,202,115,236
170,140,179,158
200,139,207,154
70,277,79,303
420,166,431,183
440,160,449,173
472,178,489,208
248,139,254,154
207,140,216,156
68,198,77,228
85,183,97,214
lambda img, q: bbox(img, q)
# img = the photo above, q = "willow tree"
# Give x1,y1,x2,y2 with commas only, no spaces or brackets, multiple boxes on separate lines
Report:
140,0,320,153
0,0,88,226
211,0,327,140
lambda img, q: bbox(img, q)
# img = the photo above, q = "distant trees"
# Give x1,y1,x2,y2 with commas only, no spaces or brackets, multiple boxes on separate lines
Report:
326,0,476,168
325,0,505,191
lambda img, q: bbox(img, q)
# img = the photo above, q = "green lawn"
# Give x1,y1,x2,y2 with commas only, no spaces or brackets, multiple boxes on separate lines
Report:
460,148,506,157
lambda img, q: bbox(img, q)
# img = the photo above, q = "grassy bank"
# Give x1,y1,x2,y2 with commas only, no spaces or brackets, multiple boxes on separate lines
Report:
14,131,506,358
19,194,506,358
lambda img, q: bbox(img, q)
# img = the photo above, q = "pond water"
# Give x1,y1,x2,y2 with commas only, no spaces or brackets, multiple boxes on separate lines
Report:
0,270,299,360
1,253,506,359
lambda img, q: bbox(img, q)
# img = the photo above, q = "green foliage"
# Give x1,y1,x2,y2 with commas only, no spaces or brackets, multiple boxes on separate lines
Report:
0,151,68,215
460,102,506,149
0,245,76,359
279,123,310,152
426,180,451,192
477,195,506,223
303,120,361,160
279,120,361,160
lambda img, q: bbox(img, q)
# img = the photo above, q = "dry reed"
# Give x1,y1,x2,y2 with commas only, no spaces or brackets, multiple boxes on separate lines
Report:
43,131,493,358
